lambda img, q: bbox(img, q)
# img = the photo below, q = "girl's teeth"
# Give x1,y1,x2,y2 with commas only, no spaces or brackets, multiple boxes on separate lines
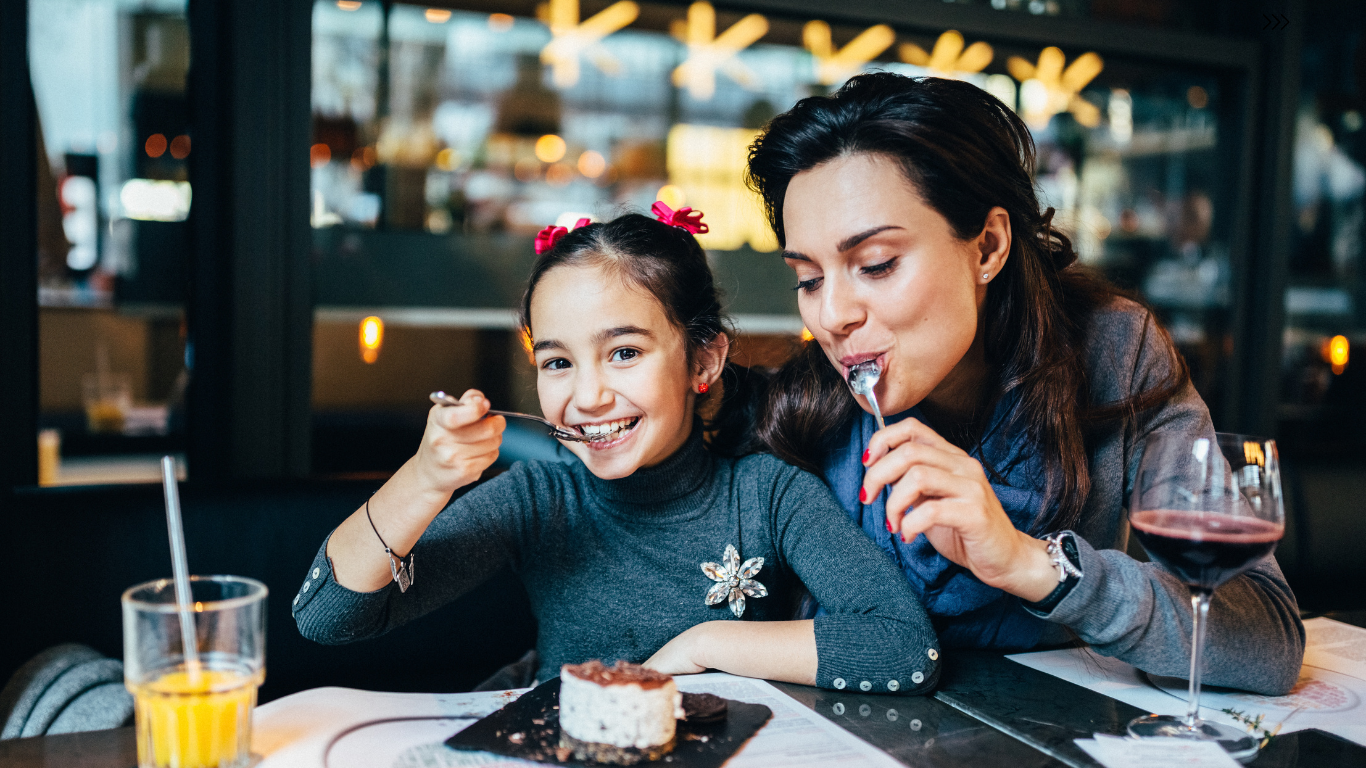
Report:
582,418,635,437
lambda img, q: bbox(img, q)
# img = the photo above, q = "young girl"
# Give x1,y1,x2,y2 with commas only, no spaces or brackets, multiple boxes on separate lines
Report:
293,205,940,695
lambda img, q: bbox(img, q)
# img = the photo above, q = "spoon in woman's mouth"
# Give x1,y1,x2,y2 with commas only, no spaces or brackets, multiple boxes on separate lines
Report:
847,362,886,431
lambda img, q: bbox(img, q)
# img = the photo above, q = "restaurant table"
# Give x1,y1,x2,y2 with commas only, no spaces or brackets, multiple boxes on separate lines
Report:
6,610,1364,768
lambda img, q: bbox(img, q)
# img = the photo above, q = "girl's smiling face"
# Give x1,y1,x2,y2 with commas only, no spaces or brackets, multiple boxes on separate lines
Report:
529,263,720,479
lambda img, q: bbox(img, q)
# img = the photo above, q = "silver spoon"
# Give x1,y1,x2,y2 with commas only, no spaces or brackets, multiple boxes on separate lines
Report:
847,362,886,431
428,391,613,443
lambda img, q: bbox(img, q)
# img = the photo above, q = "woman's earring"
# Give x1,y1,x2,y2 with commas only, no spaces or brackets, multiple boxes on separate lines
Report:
983,272,991,281
697,382,709,394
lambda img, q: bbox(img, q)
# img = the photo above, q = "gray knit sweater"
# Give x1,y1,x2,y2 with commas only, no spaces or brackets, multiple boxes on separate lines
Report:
293,430,941,695
1031,300,1305,694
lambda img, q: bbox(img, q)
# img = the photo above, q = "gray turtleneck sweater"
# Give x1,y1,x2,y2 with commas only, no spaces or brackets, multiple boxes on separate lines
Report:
293,431,941,695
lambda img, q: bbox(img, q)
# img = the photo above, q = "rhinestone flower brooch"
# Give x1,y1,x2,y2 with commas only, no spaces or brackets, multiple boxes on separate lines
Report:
701,544,767,618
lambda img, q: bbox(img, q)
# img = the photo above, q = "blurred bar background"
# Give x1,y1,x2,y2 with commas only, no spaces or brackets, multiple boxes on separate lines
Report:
1,0,1362,701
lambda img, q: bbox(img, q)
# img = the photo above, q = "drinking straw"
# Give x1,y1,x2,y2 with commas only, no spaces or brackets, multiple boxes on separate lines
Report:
160,455,202,683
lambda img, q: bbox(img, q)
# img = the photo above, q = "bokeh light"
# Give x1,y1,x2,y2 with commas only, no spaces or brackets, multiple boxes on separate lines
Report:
359,316,384,364
577,150,606,178
535,134,567,163
656,184,685,209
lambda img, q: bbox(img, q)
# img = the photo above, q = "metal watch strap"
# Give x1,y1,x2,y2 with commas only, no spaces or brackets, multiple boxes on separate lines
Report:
1024,531,1081,613
1044,531,1082,582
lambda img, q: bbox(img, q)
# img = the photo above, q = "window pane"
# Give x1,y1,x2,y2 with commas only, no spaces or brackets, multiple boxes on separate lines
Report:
32,0,190,485
308,1,1243,474
1280,7,1365,458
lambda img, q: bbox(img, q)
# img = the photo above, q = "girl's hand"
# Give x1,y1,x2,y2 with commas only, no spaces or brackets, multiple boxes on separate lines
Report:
412,389,505,497
863,419,1058,603
644,624,710,676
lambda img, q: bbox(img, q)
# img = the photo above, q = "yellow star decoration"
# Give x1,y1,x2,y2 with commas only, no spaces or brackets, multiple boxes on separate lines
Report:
803,20,896,86
898,31,993,77
671,2,769,100
538,0,640,88
1006,46,1104,129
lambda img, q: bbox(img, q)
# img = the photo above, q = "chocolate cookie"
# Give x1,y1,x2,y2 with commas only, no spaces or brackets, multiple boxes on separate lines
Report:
681,692,728,723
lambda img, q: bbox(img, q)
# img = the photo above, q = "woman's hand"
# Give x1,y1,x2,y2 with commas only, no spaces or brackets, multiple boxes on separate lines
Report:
644,625,709,676
863,419,1058,603
412,389,505,498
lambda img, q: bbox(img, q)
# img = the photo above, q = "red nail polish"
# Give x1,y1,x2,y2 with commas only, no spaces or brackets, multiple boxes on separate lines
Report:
885,517,893,533
862,449,870,464
859,487,868,504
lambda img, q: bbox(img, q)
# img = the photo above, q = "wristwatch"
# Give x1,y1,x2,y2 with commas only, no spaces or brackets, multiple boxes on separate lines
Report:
1023,531,1082,614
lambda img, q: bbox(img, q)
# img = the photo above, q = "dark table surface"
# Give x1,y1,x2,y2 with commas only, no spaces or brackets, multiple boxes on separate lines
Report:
6,610,1365,768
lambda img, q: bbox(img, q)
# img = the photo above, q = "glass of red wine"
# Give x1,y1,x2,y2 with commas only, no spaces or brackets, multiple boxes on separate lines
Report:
1126,432,1284,761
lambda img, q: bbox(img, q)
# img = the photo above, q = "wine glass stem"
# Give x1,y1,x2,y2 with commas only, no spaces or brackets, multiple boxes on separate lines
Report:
1184,588,1212,728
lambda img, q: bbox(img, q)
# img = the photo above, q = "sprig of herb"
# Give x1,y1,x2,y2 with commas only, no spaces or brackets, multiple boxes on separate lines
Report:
1219,707,1286,748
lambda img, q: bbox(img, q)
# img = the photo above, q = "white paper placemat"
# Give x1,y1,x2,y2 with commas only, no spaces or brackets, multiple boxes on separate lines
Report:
1008,618,1366,747
252,673,901,768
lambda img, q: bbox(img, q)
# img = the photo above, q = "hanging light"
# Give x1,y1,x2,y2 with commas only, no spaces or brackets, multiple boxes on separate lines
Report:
540,0,640,88
803,20,895,86
360,316,384,364
672,2,768,100
898,31,993,77
1325,334,1349,375
1007,47,1104,128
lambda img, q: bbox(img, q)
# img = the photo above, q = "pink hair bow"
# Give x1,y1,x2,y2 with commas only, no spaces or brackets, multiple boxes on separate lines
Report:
651,201,709,234
533,218,592,254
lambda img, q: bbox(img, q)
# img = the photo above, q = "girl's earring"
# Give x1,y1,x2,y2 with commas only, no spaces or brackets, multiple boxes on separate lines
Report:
697,382,709,394
983,272,991,281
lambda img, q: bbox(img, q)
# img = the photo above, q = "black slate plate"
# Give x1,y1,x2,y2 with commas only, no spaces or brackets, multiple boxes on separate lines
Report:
445,679,773,766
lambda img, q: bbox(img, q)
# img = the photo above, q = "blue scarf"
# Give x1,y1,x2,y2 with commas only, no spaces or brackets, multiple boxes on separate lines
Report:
816,397,1053,650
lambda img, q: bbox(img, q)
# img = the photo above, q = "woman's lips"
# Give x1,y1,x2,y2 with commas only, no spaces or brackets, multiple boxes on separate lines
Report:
837,352,887,379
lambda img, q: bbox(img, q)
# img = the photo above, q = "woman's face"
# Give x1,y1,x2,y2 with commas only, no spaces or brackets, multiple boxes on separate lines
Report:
782,152,999,417
529,263,699,479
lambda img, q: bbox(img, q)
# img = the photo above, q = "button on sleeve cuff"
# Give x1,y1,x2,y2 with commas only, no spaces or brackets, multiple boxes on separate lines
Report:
813,614,940,695
292,534,394,645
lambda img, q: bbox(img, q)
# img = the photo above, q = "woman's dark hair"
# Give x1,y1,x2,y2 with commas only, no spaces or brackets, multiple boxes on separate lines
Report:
746,73,1189,533
519,213,764,457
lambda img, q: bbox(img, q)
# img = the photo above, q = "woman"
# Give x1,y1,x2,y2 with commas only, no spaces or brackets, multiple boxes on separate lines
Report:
746,73,1303,694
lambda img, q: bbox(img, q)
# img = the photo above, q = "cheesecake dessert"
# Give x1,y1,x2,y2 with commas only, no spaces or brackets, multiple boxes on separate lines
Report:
558,660,684,765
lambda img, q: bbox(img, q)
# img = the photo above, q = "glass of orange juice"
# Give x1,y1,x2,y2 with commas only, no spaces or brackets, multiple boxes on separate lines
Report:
122,576,267,768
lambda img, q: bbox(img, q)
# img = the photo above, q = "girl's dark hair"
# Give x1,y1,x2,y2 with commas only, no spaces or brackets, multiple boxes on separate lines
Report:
519,213,764,457
746,72,1189,533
